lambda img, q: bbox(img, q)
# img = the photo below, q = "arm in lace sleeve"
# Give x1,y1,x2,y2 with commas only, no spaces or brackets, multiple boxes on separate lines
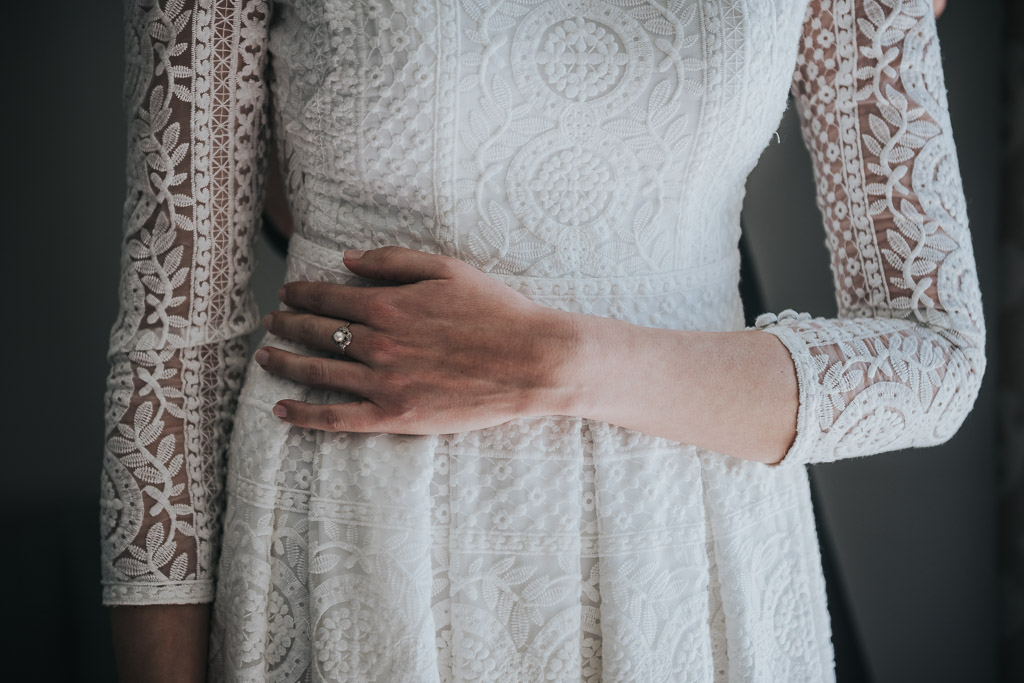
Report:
100,0,270,605
758,0,986,466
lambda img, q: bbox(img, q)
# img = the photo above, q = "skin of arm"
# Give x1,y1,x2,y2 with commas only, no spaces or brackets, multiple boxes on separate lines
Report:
110,604,210,683
564,313,799,463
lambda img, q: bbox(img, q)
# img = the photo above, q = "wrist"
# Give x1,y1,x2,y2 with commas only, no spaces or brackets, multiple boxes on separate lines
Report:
523,308,640,420
520,306,593,418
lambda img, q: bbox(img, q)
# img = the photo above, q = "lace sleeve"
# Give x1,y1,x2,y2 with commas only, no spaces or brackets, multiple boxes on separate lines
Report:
100,0,270,605
757,0,986,466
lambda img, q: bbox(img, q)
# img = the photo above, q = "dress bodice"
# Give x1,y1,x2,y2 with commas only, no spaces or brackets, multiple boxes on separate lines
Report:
267,0,807,330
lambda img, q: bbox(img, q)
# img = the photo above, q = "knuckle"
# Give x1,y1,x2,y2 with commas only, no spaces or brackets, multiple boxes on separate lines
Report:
323,408,346,432
376,246,402,261
437,255,462,276
378,375,414,410
299,315,321,340
392,395,418,421
305,286,321,311
366,297,397,322
436,253,469,278
363,333,397,363
378,369,408,390
304,358,332,386
307,283,329,312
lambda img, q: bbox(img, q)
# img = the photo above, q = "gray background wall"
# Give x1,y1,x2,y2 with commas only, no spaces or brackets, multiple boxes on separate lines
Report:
1,1,1001,680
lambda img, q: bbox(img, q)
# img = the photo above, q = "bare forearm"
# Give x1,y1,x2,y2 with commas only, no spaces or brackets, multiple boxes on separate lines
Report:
110,604,210,683
550,311,798,465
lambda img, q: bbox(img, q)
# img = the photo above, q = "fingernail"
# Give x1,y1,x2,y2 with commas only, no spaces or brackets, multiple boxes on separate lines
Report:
254,348,269,365
277,286,286,301
262,312,273,328
344,249,365,260
272,403,287,418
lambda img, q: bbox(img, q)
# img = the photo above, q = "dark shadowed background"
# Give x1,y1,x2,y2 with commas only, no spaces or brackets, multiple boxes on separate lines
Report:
2,1,1015,680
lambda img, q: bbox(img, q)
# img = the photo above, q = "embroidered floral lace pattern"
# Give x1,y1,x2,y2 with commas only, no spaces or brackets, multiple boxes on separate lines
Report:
101,0,270,604
103,0,983,680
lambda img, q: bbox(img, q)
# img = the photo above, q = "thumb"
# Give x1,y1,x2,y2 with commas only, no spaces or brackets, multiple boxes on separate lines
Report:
343,246,461,283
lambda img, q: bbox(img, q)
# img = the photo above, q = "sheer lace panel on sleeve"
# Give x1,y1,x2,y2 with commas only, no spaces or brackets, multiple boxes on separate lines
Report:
757,0,986,465
100,0,270,605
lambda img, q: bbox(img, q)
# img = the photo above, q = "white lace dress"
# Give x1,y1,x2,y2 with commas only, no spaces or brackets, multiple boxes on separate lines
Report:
101,0,985,680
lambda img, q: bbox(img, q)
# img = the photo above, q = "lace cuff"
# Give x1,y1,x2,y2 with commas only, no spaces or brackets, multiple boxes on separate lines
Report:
102,580,215,607
755,311,820,467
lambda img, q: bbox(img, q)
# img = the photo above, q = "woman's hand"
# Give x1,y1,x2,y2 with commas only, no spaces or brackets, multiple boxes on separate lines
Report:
256,247,584,434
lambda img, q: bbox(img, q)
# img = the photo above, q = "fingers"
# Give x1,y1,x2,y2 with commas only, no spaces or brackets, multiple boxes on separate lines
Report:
278,281,375,321
255,346,375,394
272,398,386,433
263,311,374,362
343,245,464,283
